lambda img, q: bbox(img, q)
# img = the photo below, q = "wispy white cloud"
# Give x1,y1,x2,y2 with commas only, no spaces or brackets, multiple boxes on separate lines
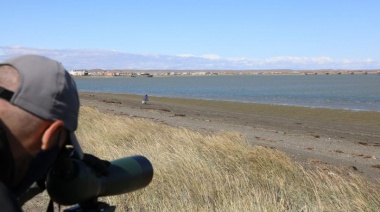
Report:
177,54,221,60
177,54,196,58
201,54,221,60
0,46,378,70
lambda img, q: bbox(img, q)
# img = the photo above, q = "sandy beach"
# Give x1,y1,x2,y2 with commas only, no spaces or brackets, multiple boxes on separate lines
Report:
79,91,380,180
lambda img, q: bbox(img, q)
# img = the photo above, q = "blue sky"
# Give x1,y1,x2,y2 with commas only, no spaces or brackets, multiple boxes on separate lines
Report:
1,1,379,70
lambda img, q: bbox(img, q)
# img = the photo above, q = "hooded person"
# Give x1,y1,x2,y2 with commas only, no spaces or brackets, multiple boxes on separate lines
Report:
0,55,85,211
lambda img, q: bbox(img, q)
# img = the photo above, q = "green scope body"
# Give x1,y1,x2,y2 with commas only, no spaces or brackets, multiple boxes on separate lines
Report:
46,155,153,205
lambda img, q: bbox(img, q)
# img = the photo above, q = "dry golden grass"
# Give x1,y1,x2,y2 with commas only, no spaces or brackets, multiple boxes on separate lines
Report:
75,106,380,211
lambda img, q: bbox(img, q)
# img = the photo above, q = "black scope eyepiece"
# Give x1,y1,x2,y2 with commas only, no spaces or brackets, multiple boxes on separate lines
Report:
46,155,154,206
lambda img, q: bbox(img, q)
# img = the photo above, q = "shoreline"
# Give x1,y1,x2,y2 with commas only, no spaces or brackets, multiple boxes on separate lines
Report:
79,89,380,112
79,91,380,180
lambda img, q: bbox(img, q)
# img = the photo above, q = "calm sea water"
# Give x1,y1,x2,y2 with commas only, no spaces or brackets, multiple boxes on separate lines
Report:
74,75,380,111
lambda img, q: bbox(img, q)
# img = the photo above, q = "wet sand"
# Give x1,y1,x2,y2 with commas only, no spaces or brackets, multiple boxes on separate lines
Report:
79,91,380,180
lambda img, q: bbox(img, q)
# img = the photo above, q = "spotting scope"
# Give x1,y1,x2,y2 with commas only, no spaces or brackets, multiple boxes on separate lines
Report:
46,154,153,207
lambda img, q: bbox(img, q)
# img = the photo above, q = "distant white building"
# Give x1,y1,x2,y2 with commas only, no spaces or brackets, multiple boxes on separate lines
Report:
69,70,89,76
192,72,210,76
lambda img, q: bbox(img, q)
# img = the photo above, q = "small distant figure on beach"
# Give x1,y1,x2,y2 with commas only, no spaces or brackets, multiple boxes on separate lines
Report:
142,94,149,104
